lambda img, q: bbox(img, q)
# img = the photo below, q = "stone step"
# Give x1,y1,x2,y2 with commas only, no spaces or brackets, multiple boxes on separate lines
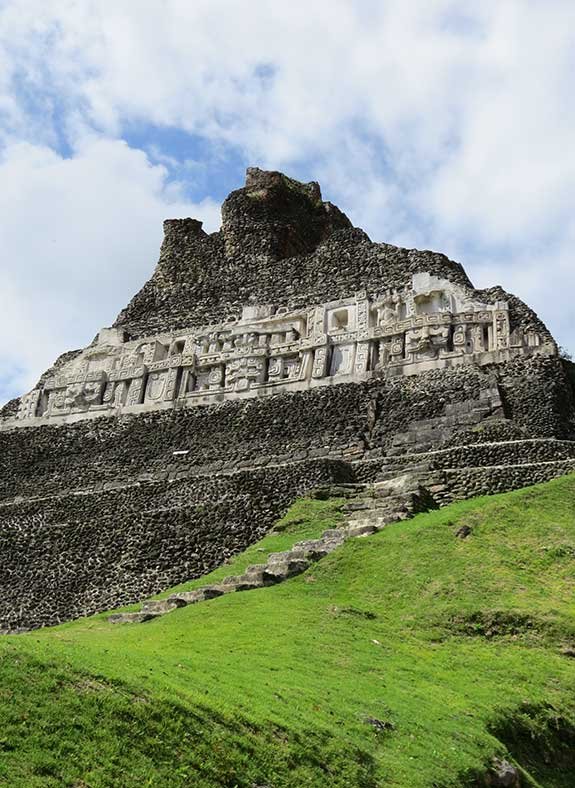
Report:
221,568,282,591
341,499,376,512
347,504,409,522
108,611,161,624
263,558,311,580
266,548,310,564
109,479,426,625
346,515,389,530
321,528,346,542
344,523,378,537
141,599,186,614
168,586,225,605
292,538,338,560
245,563,267,575
373,495,413,508
372,484,418,498
310,483,367,500
220,575,269,592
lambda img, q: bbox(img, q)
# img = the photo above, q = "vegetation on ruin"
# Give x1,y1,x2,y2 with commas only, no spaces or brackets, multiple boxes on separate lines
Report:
1,478,575,787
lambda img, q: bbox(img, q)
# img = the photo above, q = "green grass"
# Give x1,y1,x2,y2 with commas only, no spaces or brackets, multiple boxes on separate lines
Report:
1,478,575,786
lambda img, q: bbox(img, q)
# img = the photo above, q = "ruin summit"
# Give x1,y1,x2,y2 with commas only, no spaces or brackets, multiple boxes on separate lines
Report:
1,168,574,632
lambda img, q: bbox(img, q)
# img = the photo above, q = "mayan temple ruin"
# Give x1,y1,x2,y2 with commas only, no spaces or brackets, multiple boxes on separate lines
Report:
1,167,575,632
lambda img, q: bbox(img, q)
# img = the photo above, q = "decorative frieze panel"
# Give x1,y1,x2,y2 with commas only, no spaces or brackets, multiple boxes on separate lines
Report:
12,273,553,424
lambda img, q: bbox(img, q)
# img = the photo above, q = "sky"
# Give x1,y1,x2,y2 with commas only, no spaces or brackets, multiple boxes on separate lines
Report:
0,1,574,404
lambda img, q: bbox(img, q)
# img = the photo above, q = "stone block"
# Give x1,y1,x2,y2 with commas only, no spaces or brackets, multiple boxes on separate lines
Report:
108,611,161,624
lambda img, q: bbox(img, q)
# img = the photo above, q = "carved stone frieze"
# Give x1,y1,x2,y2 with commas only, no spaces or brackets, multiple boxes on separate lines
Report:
10,273,554,426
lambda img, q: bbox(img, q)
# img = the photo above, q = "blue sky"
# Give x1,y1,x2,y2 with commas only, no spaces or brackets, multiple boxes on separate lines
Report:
0,1,574,403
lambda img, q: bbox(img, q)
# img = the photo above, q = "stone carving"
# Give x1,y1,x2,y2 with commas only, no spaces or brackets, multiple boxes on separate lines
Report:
127,377,145,406
495,307,511,350
145,371,167,402
268,355,301,382
405,324,450,361
10,273,554,426
226,356,266,391
453,324,467,350
18,390,41,420
354,341,370,376
312,346,329,379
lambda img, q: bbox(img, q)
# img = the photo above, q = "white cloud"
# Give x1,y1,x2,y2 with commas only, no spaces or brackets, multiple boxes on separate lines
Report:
0,138,219,399
0,0,574,401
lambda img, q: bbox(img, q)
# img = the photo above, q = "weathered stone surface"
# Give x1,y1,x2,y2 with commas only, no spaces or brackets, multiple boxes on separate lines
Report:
0,167,574,632
0,461,347,630
345,523,378,537
140,599,185,614
107,611,160,624
4,271,555,429
482,758,521,787
168,587,224,605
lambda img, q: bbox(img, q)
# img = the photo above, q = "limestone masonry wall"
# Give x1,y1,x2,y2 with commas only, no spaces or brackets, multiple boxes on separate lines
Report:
5,358,569,504
0,168,573,631
1,354,573,630
0,461,349,630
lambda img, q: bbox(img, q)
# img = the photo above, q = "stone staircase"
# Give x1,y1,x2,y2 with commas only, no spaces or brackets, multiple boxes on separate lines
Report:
109,478,427,625
108,436,575,627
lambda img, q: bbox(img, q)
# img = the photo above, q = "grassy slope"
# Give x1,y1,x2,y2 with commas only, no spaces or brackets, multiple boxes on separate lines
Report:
0,481,575,787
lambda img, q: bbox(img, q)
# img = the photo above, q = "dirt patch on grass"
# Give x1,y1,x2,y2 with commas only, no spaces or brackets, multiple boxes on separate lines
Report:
443,609,549,640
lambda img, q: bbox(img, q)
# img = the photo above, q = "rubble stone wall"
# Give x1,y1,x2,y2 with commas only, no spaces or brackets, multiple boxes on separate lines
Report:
0,355,573,630
0,460,350,631
0,363,510,502
428,461,575,506
0,169,573,632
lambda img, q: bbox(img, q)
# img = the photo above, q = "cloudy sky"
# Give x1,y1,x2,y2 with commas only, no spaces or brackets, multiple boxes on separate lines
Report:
1,1,573,403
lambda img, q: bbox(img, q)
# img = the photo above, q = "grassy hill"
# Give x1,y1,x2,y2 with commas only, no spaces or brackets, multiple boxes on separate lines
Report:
0,476,574,787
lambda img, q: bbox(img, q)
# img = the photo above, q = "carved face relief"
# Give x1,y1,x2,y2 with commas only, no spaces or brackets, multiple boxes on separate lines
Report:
63,384,80,408
62,381,103,409
50,389,67,412
225,358,240,386
226,356,266,390
83,382,104,405
406,325,449,360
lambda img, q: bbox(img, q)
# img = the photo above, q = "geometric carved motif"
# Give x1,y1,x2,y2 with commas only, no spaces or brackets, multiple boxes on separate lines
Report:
12,274,550,424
